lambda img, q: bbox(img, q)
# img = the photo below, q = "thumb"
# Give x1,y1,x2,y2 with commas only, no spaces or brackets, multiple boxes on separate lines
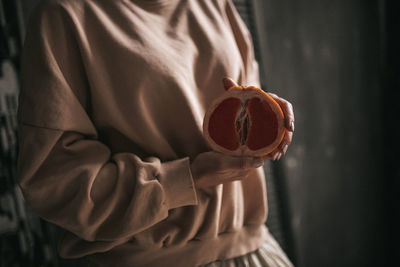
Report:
223,156,264,170
222,77,239,90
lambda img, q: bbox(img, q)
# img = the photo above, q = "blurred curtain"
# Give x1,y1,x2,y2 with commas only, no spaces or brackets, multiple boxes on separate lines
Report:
252,0,392,266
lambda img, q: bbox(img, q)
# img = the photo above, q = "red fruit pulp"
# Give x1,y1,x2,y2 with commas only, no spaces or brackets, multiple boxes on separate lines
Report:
208,97,279,151
246,98,278,150
208,97,241,150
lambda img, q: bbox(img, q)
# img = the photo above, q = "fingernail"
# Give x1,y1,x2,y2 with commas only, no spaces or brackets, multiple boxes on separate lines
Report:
252,158,264,167
277,153,282,160
272,153,279,161
223,77,234,90
283,144,288,154
289,121,295,132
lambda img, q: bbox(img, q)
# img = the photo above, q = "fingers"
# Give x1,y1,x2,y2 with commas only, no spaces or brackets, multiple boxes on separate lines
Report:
278,130,293,153
262,92,294,162
218,169,251,182
222,77,239,90
221,155,264,170
264,130,293,161
199,151,265,171
225,171,250,182
191,151,263,190
268,93,295,132
264,150,281,161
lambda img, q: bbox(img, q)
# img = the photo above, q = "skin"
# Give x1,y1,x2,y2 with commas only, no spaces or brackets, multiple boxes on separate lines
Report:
191,77,295,190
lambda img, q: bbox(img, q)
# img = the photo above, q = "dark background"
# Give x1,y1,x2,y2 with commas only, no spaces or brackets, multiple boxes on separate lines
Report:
0,0,398,266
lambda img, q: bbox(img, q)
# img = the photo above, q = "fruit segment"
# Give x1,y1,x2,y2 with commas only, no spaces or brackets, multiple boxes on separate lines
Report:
246,98,278,150
208,97,241,150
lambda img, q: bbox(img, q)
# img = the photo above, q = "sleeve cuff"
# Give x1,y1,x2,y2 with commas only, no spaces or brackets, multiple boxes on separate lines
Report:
158,157,198,209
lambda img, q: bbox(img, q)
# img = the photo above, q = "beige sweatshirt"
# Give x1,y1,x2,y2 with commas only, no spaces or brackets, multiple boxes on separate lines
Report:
17,0,269,266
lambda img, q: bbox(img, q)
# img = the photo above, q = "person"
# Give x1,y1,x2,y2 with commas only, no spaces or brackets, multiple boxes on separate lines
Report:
17,0,295,266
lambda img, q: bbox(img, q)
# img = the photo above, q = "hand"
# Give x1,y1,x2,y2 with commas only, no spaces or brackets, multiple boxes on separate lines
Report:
222,77,295,161
190,151,264,190
264,92,295,161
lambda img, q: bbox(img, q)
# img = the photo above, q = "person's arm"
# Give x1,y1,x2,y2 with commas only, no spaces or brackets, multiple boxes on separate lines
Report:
17,1,197,243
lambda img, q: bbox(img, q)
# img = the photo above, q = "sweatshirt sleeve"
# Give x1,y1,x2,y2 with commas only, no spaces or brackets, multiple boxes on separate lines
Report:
224,0,261,88
17,1,198,243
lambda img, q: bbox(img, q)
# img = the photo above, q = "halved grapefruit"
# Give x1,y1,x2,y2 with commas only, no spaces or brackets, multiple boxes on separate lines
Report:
203,85,285,157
